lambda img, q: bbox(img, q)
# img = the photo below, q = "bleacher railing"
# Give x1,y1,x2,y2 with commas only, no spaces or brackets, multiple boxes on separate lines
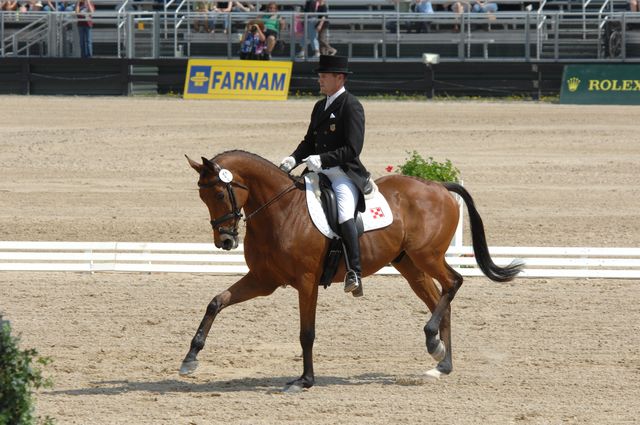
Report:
1,5,639,61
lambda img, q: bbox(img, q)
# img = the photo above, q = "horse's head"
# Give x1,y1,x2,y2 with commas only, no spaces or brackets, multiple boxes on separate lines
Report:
186,155,249,251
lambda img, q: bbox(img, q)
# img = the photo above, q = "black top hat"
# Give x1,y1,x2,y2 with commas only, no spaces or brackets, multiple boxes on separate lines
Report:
314,55,352,74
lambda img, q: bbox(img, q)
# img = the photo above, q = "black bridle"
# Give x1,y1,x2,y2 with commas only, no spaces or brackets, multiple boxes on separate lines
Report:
198,177,248,237
198,162,298,237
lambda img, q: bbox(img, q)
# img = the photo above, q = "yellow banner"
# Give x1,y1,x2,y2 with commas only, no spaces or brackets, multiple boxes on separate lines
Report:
183,59,293,101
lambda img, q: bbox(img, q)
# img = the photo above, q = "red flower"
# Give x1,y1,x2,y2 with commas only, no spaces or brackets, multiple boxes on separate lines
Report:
385,165,393,173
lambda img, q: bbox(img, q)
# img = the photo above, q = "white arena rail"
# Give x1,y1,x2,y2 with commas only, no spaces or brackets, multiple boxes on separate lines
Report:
1,241,640,279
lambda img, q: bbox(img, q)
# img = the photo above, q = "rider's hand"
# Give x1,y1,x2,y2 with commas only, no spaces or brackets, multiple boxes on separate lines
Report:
279,156,296,172
303,155,322,172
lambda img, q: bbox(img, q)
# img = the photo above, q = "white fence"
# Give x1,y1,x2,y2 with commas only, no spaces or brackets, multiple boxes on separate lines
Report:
1,241,640,279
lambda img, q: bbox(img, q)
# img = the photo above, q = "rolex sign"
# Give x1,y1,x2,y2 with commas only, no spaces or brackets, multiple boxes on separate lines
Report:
560,64,640,105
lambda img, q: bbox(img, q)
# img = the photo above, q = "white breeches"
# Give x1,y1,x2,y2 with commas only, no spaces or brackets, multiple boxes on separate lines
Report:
321,167,358,224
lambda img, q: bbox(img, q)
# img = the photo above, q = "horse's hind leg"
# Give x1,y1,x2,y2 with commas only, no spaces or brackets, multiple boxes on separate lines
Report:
422,257,464,378
179,272,278,376
393,255,455,378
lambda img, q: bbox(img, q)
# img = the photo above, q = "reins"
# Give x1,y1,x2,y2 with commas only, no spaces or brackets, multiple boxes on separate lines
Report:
243,181,297,222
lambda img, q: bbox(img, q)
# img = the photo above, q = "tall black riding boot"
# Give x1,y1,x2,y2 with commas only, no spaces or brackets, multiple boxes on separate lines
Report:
339,218,363,296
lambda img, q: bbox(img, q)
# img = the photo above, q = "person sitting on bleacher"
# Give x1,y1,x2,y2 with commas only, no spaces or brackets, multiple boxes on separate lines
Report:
210,1,233,34
261,1,286,59
1,0,18,11
233,1,255,12
471,0,498,14
192,0,211,33
386,0,411,33
630,0,638,12
28,0,42,11
239,19,266,60
43,0,74,11
410,0,434,33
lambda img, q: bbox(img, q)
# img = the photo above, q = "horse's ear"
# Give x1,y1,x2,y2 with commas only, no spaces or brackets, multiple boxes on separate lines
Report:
202,157,218,172
185,155,203,174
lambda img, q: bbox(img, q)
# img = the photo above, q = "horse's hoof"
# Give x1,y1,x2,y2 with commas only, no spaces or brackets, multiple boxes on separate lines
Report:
179,360,199,376
430,341,446,363
424,367,446,380
283,377,313,393
282,383,304,394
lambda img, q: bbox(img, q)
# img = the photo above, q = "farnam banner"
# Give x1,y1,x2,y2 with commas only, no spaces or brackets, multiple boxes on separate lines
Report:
560,64,640,105
184,59,293,101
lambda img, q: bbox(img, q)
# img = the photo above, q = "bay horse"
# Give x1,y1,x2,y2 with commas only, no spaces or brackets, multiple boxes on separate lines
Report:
181,150,522,392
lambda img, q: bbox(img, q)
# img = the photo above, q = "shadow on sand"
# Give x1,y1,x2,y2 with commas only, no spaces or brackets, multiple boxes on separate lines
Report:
45,373,421,396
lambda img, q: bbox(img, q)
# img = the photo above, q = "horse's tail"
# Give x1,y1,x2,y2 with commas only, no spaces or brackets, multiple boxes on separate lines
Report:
443,182,523,282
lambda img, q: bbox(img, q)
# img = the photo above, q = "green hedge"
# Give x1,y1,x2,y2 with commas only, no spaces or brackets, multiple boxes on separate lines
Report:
0,314,53,425
396,151,460,183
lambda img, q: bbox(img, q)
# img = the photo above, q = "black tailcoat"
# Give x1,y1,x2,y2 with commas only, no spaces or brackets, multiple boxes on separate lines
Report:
291,91,370,212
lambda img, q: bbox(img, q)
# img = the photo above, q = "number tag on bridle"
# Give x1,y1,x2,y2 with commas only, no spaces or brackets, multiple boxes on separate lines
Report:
219,169,233,184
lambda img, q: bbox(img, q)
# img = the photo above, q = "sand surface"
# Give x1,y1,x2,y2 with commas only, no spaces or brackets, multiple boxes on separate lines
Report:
1,96,639,424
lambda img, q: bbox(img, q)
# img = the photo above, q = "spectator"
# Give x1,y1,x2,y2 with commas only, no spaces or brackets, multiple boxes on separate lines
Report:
297,0,320,59
2,0,18,9
233,1,254,12
230,2,257,35
315,0,336,56
239,19,266,59
28,0,43,10
192,0,210,33
630,0,638,12
449,1,470,14
75,0,94,58
261,2,286,59
447,1,470,32
42,0,51,9
43,0,70,11
471,0,498,13
210,1,233,34
410,0,434,33
386,0,411,33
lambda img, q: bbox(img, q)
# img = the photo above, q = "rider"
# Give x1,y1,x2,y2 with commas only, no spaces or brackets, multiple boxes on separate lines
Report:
279,55,370,296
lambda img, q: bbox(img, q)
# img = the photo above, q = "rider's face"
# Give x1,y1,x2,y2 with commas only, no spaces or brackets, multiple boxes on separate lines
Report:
318,73,345,96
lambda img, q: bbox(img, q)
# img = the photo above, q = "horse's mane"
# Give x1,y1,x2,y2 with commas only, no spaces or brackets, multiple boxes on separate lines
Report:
211,150,281,172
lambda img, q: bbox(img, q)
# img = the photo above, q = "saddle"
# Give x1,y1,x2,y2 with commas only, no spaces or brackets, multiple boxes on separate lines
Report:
303,172,393,287
317,173,367,287
317,173,364,237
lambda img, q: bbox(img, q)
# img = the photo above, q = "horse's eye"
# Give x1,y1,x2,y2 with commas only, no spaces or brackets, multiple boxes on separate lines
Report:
215,192,225,201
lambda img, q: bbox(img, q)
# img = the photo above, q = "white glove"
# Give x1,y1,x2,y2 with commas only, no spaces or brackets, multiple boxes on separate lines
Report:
279,156,296,172
303,155,322,172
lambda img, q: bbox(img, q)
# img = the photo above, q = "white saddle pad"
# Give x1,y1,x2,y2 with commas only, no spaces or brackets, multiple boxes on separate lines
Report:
304,174,394,239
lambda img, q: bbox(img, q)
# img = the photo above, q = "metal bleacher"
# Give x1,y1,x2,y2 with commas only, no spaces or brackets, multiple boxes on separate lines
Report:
1,0,639,61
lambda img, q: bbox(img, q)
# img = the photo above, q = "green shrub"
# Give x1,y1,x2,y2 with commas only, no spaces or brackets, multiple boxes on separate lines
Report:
0,314,53,425
395,151,460,183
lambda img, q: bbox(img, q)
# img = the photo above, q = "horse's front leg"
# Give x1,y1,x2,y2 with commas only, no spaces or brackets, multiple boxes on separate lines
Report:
284,274,319,392
179,272,277,376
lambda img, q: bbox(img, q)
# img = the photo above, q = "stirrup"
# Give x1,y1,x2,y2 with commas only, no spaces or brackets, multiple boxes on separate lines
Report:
344,270,361,293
